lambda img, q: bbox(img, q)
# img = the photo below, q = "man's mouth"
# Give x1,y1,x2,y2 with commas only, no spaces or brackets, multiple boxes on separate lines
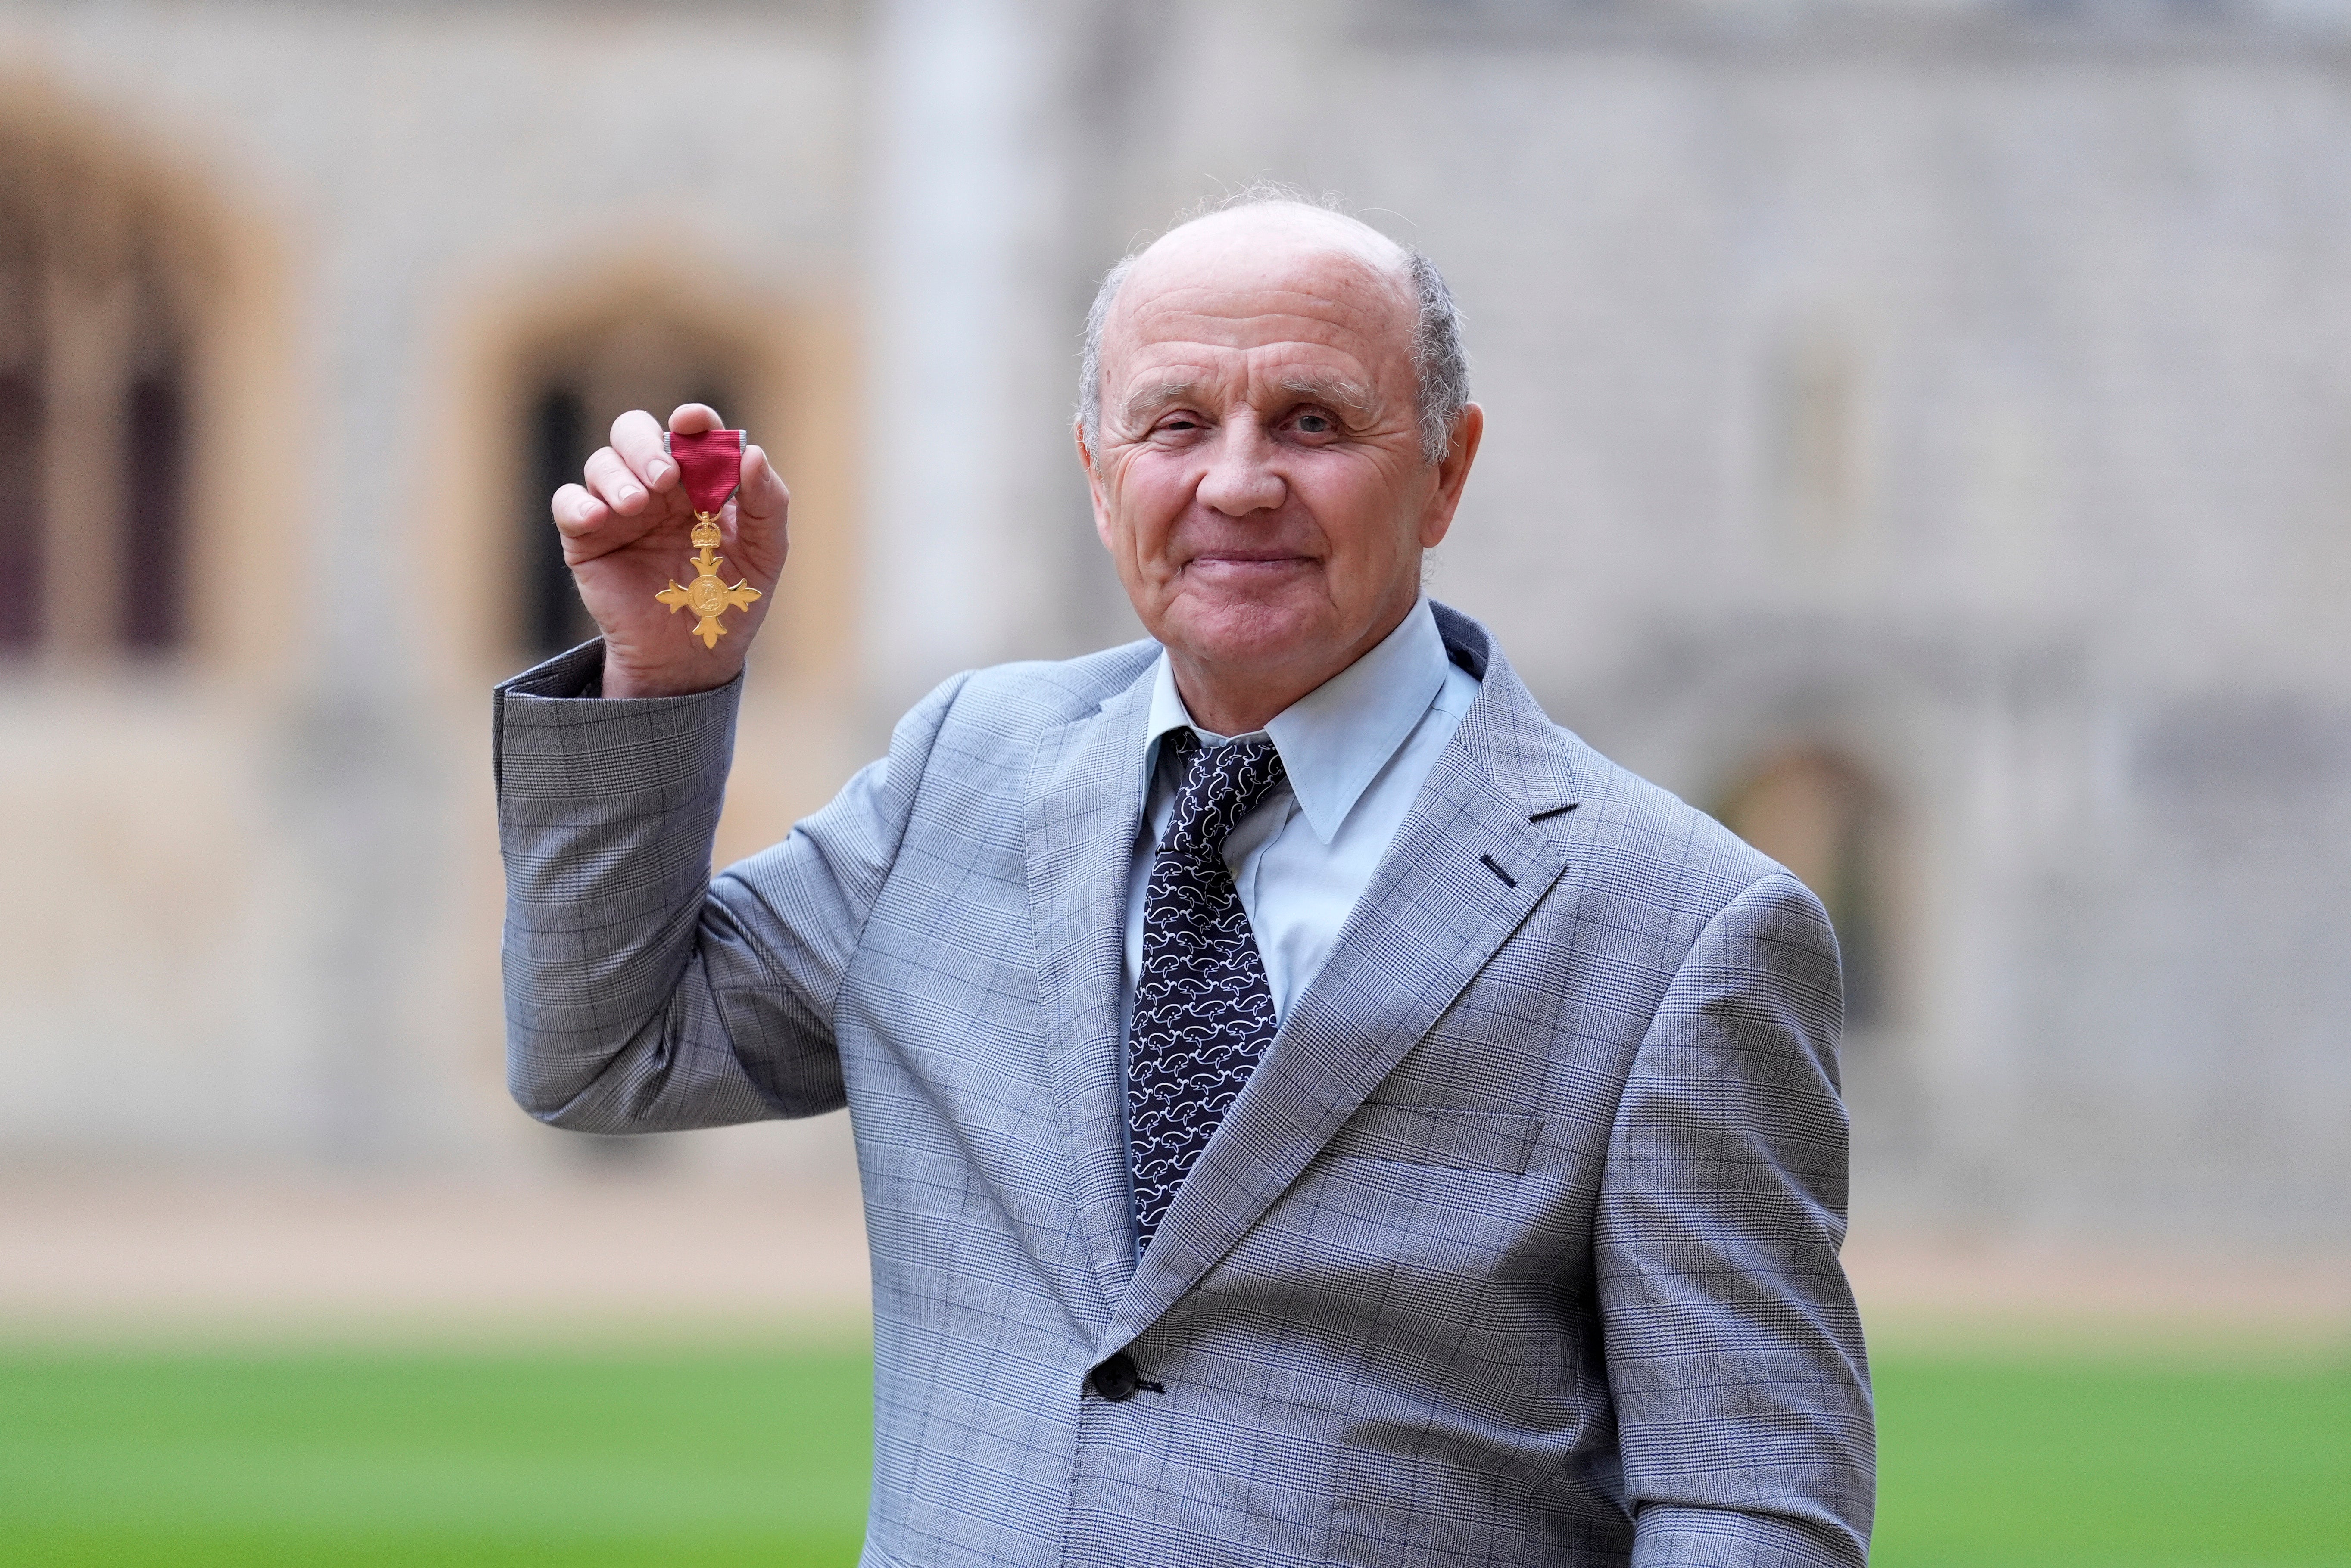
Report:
1185,552,1313,572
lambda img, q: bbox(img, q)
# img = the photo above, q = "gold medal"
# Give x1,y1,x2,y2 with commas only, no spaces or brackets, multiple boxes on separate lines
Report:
655,514,761,649
654,428,760,649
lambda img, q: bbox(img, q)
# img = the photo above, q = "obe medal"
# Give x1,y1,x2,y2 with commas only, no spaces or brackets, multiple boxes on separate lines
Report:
654,427,762,650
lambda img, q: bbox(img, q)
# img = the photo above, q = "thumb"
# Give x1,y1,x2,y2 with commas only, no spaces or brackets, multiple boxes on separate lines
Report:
738,444,789,523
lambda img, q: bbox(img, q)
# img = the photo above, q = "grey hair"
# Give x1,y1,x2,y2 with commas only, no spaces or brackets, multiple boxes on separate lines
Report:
1076,185,1470,466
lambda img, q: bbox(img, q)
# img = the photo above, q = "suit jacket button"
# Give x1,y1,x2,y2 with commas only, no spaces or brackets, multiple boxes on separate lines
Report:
1089,1352,1139,1402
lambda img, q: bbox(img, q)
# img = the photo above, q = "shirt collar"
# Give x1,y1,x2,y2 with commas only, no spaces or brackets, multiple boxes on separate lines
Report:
1142,597,1454,846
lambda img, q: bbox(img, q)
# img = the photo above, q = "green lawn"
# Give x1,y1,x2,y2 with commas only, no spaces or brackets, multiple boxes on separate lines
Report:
0,1345,873,1566
0,1342,2343,1565
1871,1351,2350,1567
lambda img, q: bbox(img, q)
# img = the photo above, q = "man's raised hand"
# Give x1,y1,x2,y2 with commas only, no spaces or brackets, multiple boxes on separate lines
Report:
551,402,789,699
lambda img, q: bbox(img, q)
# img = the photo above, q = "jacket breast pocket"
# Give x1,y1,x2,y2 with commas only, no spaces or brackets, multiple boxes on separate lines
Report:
1324,1101,1545,1175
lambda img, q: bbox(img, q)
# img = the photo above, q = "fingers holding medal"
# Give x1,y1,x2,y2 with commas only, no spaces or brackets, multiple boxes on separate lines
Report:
553,402,790,700
654,427,763,650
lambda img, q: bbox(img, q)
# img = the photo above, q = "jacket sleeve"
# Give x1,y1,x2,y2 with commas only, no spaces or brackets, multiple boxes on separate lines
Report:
1595,870,1876,1567
493,638,968,1132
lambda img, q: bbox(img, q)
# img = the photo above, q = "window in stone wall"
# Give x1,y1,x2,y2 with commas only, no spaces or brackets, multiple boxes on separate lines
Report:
517,315,741,662
0,294,39,649
122,352,189,649
0,143,194,659
1765,326,1867,551
1715,748,1893,1030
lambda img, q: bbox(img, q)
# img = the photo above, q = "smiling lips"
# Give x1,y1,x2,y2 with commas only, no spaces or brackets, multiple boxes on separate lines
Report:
1185,551,1315,577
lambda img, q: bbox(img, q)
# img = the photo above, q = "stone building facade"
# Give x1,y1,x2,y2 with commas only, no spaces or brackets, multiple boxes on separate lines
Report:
1,0,2343,1241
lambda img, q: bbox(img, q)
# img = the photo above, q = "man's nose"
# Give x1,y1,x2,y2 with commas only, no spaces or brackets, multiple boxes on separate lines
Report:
1195,419,1285,517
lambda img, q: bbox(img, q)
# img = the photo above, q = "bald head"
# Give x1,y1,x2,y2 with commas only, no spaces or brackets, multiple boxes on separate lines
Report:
1079,196,1469,466
1132,202,1415,302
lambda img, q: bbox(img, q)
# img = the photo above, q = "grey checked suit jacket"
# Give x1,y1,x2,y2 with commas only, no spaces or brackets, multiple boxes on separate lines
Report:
495,604,1874,1568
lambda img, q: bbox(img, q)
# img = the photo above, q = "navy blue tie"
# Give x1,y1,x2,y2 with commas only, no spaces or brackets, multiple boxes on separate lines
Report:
1127,729,1289,1252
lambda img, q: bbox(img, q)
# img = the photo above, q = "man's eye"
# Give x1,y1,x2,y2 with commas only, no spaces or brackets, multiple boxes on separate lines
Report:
1158,417,1200,433
1294,412,1334,434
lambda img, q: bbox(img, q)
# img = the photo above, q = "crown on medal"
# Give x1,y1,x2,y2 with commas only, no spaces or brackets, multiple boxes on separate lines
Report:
690,514,723,548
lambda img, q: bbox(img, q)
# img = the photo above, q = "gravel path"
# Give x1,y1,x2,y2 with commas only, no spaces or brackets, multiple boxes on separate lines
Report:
1,1173,2342,1348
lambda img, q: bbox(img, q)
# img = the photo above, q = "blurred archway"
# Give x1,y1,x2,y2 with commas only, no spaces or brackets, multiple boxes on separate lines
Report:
1715,747,1896,1032
0,128,199,660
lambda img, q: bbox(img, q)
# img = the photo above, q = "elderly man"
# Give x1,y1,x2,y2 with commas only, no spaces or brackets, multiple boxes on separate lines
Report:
495,195,1874,1566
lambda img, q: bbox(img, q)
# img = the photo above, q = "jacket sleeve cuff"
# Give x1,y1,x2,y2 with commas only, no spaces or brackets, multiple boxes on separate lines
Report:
1632,1502,1865,1568
490,639,743,812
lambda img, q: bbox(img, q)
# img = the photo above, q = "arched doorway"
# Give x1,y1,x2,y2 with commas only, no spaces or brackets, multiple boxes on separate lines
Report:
0,133,198,658
1715,748,1897,1031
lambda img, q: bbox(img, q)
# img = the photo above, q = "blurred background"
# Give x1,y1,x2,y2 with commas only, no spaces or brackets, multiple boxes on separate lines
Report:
0,0,2345,1562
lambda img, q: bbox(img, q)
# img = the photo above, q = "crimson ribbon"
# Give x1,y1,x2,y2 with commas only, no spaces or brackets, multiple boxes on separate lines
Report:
669,429,745,516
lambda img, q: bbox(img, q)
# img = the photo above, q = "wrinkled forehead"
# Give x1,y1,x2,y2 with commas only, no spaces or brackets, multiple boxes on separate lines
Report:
1106,208,1419,374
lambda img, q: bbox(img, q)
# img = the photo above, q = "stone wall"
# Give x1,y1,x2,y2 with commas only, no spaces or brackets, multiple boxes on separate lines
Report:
0,0,2342,1238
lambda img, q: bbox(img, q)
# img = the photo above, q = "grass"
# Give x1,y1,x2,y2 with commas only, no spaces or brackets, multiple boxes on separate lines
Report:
1871,1350,2351,1567
0,1344,873,1566
0,1341,2343,1565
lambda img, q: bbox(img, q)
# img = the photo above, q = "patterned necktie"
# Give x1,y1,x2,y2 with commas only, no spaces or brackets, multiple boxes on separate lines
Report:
1127,729,1289,1252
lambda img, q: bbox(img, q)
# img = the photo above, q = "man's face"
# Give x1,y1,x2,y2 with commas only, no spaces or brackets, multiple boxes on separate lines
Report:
1081,210,1477,702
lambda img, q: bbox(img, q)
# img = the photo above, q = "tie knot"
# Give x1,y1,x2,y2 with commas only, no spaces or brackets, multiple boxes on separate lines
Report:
1160,731,1288,858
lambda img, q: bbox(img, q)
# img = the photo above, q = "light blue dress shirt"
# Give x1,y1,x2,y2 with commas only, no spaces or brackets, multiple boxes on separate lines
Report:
1123,597,1482,1027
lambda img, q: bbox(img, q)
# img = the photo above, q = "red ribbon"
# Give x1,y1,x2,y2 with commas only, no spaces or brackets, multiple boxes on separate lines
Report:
669,429,744,516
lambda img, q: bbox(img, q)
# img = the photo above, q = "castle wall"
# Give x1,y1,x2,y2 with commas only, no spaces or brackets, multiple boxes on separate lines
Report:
0,0,2342,1237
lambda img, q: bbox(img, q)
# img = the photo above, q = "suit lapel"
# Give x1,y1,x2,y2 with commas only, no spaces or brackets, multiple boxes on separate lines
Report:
1024,665,1156,1323
1109,634,1582,1344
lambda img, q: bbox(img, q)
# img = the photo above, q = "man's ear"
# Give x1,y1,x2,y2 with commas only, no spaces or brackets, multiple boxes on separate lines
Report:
1076,421,1116,551
1418,403,1485,548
